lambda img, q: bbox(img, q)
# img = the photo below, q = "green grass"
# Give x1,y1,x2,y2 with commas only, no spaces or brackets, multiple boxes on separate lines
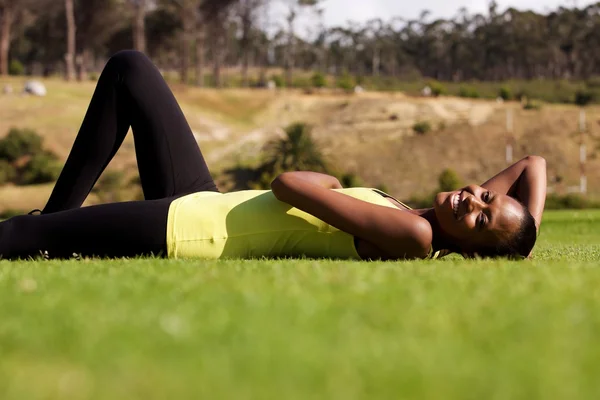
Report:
0,210,598,399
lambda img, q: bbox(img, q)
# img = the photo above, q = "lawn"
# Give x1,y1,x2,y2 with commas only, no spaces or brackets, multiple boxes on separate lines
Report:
0,210,598,399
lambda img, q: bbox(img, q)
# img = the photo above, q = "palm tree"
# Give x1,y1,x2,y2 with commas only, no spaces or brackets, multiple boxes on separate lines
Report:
256,123,328,187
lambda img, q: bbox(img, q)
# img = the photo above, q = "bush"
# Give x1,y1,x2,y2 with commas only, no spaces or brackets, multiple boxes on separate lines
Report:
545,194,600,209
523,100,543,110
586,76,600,88
92,170,126,202
375,183,390,194
8,60,24,76
0,128,43,162
336,73,355,92
574,90,594,106
429,81,446,97
458,87,480,99
0,209,27,219
19,151,61,185
270,75,285,88
438,168,462,192
291,76,311,89
340,172,363,188
0,160,16,185
498,87,513,101
407,192,436,209
412,121,432,135
311,72,327,88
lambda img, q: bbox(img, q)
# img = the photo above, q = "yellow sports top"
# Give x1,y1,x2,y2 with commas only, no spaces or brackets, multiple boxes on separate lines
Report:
166,187,410,260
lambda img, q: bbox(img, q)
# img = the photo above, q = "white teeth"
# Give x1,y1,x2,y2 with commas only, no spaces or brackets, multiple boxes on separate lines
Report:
453,192,460,216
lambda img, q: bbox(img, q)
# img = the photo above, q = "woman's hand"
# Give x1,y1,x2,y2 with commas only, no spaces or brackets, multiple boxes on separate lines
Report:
481,156,547,232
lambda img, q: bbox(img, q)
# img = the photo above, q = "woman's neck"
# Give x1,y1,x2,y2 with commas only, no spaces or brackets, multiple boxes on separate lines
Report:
408,207,457,254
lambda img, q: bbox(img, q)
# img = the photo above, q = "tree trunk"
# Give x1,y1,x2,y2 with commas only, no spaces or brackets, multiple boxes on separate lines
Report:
211,10,228,89
240,3,251,87
372,47,380,77
132,0,146,53
195,14,205,87
284,9,296,88
180,7,193,84
212,20,224,88
241,46,250,87
0,2,14,76
76,49,90,81
65,0,76,81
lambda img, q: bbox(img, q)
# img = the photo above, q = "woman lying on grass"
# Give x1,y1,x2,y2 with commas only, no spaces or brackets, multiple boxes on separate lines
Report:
1,51,547,261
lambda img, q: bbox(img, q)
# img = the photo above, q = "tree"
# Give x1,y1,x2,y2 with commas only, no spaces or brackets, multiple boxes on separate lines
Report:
264,122,327,172
280,0,320,86
128,0,148,53
237,0,265,87
202,0,237,87
0,0,33,76
65,0,76,80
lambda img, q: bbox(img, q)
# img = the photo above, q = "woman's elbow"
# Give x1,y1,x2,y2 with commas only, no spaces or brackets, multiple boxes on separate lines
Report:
271,173,293,201
525,155,546,168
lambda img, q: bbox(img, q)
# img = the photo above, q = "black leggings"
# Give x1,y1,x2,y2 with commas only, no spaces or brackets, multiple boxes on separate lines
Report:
0,50,218,259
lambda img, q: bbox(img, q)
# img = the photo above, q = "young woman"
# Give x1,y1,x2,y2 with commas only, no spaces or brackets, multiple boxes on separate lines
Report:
0,51,546,261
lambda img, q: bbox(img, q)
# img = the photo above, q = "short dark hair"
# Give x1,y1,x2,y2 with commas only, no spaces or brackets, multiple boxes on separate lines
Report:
475,203,537,259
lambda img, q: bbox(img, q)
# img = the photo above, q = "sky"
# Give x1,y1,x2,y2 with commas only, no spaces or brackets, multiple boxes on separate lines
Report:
319,0,596,27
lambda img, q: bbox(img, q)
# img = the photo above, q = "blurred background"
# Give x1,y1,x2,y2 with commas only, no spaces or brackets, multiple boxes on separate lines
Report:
0,0,599,215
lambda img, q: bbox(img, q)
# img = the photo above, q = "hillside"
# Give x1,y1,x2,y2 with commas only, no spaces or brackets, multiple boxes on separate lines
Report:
0,77,598,211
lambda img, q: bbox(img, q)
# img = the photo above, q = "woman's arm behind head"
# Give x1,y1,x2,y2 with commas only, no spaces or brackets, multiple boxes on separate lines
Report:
480,155,547,233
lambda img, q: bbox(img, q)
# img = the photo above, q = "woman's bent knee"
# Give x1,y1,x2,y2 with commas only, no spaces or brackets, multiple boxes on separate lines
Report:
107,50,153,75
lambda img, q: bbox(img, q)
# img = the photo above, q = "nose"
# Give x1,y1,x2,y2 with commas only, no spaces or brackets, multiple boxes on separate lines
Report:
464,192,484,213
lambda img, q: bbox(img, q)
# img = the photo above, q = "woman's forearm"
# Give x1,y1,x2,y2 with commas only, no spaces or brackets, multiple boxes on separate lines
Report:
481,155,547,231
272,171,343,191
514,156,546,230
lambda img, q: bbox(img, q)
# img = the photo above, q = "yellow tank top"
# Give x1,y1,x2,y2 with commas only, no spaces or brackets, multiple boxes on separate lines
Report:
166,187,406,260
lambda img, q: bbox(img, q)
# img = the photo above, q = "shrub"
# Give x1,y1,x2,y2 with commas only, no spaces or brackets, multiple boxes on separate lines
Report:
574,90,594,106
375,183,390,194
412,121,432,135
459,87,480,99
438,168,462,192
498,87,513,101
0,160,16,185
19,151,61,185
0,209,27,219
586,76,600,88
340,172,363,188
311,72,327,88
545,194,600,209
407,192,436,209
523,100,543,110
336,73,355,92
270,75,285,88
92,170,126,202
292,76,311,89
8,60,24,76
0,128,43,162
429,81,446,97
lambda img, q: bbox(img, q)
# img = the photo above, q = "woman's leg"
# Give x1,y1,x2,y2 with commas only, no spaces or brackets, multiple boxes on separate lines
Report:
1,198,174,259
43,50,218,214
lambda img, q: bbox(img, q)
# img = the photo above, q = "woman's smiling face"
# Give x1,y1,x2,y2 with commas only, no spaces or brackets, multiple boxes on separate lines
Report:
433,184,524,252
